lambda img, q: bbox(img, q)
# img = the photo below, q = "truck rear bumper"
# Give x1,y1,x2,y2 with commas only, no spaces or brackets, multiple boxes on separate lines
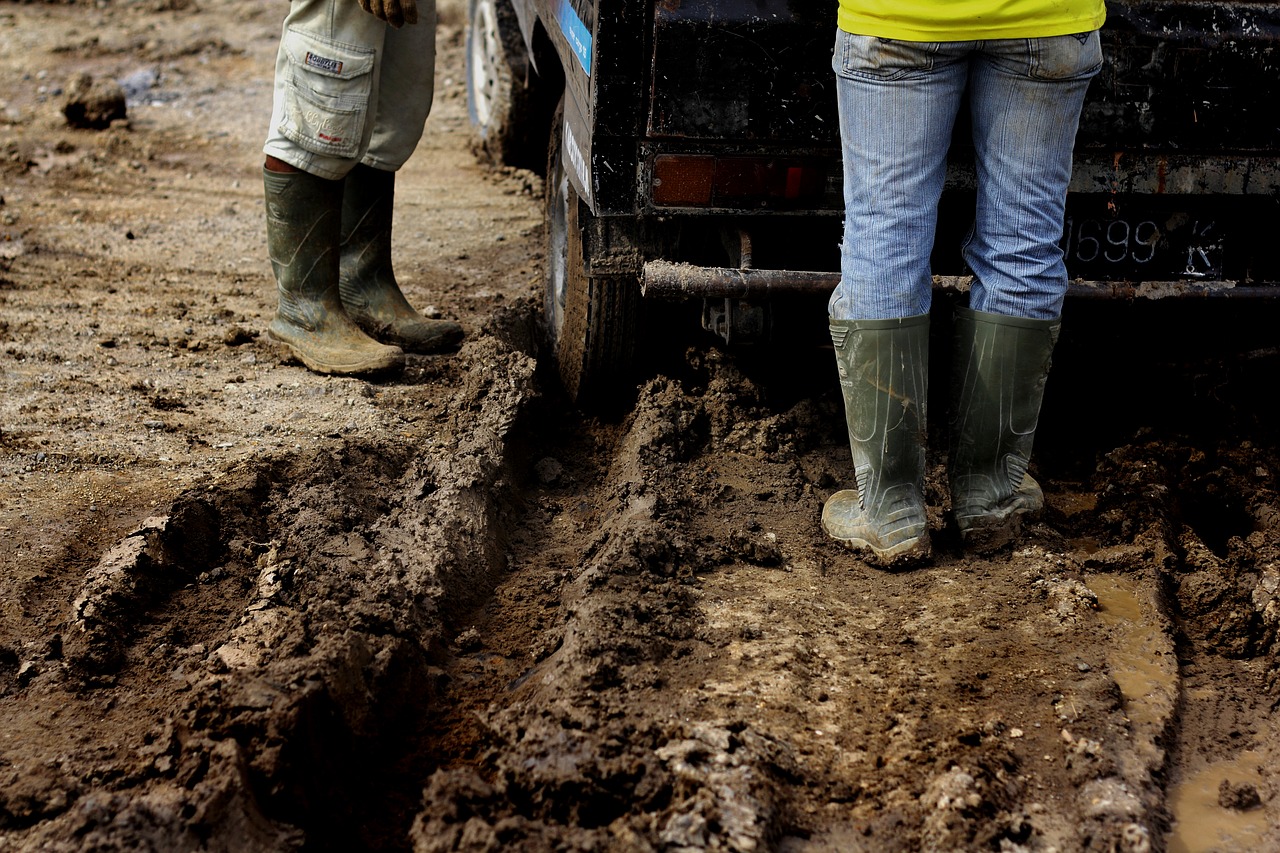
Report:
639,260,1280,302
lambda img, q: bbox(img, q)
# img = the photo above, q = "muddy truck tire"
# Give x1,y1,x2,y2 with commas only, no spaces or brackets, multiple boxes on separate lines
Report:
465,0,547,172
543,97,641,407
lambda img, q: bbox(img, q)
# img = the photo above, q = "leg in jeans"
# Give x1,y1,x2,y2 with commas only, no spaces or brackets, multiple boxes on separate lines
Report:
823,32,970,563
830,31,968,321
963,32,1103,320
949,32,1101,549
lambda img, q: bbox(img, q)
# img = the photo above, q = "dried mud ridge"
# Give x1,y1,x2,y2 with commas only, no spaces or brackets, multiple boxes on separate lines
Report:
3,301,1279,852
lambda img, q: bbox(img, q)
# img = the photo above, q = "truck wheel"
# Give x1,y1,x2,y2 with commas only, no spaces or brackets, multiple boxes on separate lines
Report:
465,0,539,170
544,99,640,407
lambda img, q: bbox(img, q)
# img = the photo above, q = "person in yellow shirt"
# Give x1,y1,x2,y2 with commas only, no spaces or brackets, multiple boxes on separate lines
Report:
822,2,1106,563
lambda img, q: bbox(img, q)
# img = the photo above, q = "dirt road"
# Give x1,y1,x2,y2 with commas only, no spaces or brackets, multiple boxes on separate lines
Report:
3,2,1279,851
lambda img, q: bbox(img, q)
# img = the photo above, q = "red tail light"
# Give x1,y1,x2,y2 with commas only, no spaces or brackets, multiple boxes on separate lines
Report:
652,154,829,208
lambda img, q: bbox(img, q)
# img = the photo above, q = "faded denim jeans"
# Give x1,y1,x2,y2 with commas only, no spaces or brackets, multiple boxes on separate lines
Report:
830,30,1103,321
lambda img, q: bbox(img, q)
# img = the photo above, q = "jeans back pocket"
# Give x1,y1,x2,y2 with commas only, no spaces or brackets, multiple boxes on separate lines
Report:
835,30,939,82
1030,31,1103,81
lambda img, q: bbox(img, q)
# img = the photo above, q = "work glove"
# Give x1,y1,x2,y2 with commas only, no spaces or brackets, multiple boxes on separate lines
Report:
358,0,418,27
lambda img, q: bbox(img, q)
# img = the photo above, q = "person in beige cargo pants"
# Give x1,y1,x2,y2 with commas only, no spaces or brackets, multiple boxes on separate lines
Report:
262,0,463,376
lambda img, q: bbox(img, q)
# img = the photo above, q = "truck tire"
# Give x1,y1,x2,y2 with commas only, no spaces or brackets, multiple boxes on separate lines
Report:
544,99,640,407
465,0,540,171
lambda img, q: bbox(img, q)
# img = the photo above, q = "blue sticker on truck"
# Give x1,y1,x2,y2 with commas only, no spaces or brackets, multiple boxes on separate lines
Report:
556,0,592,76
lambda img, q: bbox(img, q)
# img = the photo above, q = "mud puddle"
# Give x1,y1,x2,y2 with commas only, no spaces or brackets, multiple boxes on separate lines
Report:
1087,574,1176,735
1167,749,1268,853
1086,572,1270,852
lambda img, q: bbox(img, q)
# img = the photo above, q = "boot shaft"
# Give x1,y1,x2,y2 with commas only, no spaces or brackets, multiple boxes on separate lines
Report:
264,167,345,330
339,162,396,293
948,306,1060,525
830,315,930,506
824,315,930,561
336,164,464,354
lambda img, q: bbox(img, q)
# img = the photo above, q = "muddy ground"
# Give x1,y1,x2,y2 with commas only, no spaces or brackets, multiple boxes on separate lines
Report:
3,2,1280,851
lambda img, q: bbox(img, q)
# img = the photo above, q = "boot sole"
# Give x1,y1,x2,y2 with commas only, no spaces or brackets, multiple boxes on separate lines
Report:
268,328,404,376
822,489,931,565
353,319,465,355
827,530,933,568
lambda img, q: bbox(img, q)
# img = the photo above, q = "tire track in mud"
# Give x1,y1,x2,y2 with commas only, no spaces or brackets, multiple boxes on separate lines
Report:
416,357,798,852
412,334,1280,852
1083,432,1280,853
414,353,1148,852
5,305,1280,852
6,306,543,851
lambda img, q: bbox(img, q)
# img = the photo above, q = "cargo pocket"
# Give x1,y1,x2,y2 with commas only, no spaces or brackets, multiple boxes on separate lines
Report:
279,27,376,159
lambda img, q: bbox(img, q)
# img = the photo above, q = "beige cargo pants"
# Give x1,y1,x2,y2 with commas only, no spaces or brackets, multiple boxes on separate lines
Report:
262,0,437,179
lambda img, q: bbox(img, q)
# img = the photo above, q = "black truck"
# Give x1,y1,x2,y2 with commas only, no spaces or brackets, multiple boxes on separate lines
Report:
464,0,1280,404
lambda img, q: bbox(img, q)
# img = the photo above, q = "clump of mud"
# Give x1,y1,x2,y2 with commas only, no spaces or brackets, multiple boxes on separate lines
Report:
62,73,127,129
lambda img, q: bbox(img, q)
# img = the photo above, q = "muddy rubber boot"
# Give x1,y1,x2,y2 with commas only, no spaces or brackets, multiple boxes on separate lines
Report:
264,168,404,376
948,306,1060,552
339,164,464,353
822,315,931,566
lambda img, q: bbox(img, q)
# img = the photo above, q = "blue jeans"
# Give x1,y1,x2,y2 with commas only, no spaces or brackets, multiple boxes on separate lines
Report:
830,30,1102,321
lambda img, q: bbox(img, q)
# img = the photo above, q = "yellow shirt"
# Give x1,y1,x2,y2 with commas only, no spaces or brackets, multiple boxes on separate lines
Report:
838,1,1107,41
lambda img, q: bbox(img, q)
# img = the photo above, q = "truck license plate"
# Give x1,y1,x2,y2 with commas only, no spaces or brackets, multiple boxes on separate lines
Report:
1061,209,1225,279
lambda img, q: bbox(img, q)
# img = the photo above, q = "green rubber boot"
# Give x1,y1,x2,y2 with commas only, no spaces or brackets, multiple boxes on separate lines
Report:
264,168,404,376
339,164,464,354
822,315,931,565
948,307,1060,551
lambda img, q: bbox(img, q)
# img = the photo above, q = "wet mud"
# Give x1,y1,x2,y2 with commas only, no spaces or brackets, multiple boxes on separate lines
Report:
3,2,1280,852
8,299,1280,851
